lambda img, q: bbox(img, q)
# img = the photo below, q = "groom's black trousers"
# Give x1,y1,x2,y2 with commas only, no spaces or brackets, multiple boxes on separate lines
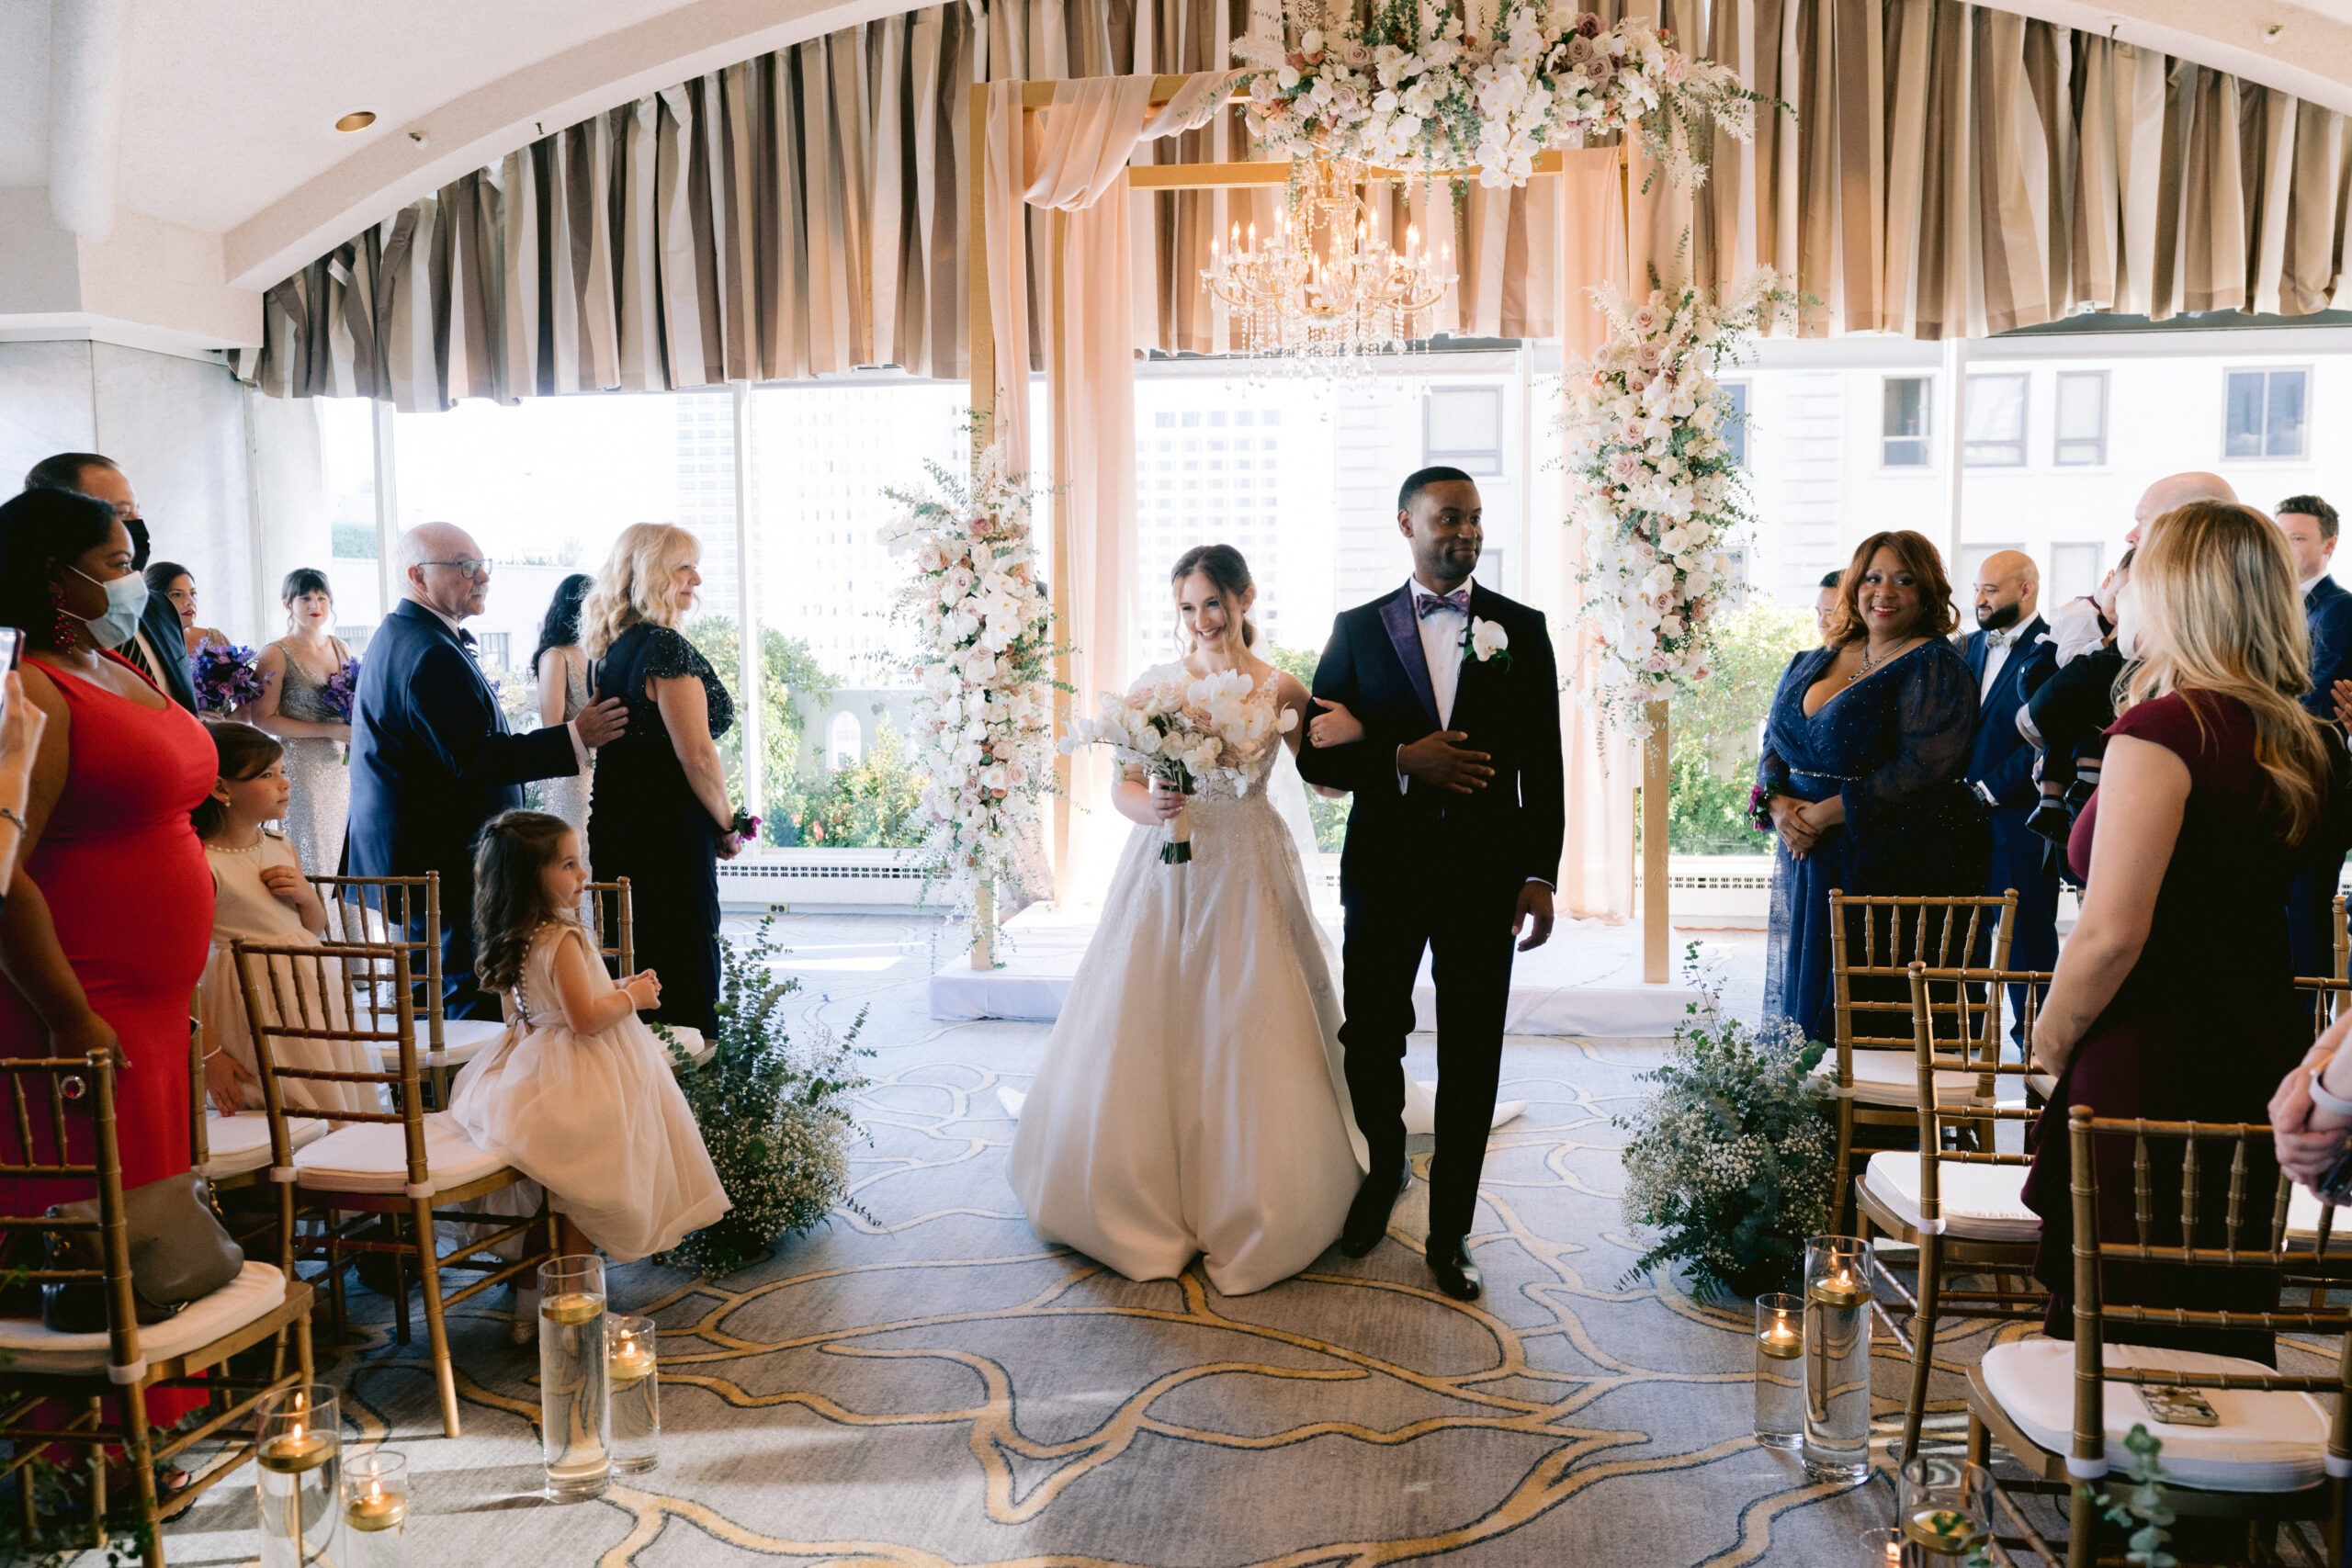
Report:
1338,870,1521,1244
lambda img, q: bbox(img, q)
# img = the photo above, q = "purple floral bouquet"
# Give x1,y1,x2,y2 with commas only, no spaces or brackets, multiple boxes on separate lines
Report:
193,643,265,715
320,656,361,721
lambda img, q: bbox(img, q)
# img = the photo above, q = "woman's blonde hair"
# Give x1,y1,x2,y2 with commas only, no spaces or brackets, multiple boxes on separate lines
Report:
582,523,700,658
2121,501,2334,843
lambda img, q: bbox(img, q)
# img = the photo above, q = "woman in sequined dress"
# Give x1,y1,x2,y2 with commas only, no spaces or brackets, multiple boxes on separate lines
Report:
252,567,353,874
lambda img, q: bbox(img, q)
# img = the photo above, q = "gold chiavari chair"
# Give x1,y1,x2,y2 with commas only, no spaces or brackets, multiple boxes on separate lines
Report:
234,939,552,1438
310,872,513,1106
583,876,635,976
2290,896,2352,1046
0,1051,313,1566
1859,964,2051,1461
1966,1111,2352,1568
1824,890,2019,1233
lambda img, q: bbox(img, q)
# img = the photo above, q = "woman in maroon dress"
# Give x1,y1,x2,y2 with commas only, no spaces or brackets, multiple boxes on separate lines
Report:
2025,501,2347,1359
0,487,217,1427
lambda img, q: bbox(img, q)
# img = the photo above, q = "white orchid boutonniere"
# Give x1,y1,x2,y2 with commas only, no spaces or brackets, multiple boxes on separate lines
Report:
1464,616,1514,673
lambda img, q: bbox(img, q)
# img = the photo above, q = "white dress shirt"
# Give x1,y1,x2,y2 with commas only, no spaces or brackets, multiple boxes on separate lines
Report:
2303,571,2328,599
1413,574,1473,728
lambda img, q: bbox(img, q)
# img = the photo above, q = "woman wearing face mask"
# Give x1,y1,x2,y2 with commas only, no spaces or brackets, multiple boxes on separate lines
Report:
0,486,218,1434
2025,502,2350,1362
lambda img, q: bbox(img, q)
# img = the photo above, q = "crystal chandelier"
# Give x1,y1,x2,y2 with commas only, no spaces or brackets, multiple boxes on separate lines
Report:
1202,158,1453,368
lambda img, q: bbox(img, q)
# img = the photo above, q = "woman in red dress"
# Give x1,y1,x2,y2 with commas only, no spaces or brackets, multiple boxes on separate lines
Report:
2026,501,2349,1361
0,486,218,1430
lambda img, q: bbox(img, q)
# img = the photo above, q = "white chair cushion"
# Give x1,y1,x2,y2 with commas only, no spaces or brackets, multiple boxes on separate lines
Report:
293,1112,506,1195
1982,1337,2332,1493
1862,1150,2041,1244
0,1261,290,1373
377,1016,509,1071
663,1026,713,1067
1817,1051,2026,1108
200,1112,327,1179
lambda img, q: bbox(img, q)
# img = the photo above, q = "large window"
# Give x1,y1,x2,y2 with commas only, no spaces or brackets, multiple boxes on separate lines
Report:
1963,374,2028,467
2226,367,2310,459
1719,381,1749,468
1423,385,1504,474
1883,377,1931,467
2050,542,2102,604
2053,371,2107,465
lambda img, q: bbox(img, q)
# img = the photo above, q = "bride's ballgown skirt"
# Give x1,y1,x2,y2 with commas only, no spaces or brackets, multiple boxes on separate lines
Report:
1007,778,1367,1296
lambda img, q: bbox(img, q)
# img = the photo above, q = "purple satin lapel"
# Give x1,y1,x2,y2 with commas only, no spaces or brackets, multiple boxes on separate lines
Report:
1379,592,1442,729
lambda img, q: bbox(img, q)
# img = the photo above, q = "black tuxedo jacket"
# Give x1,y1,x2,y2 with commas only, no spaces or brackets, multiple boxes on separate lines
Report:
346,600,580,884
1962,615,2053,809
2307,576,2352,719
1296,582,1565,897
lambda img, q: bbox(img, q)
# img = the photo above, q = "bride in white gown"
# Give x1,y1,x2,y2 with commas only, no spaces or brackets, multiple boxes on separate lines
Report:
1008,546,1417,1295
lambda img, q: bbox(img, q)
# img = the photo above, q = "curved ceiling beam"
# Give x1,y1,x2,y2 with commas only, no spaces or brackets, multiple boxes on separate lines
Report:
49,0,133,240
222,0,910,290
1968,0,2352,118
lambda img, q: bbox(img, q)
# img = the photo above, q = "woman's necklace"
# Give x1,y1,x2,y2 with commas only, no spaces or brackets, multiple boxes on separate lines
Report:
1848,638,1902,684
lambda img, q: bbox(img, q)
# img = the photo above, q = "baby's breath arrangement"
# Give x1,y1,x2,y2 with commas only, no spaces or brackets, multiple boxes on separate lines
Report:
658,919,873,1278
1614,955,1834,1298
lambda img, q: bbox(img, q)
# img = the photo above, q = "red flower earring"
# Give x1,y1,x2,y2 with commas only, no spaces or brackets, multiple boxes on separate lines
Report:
48,587,79,649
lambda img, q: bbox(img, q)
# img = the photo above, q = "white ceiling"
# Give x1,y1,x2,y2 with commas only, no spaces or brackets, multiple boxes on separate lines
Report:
6,0,2352,298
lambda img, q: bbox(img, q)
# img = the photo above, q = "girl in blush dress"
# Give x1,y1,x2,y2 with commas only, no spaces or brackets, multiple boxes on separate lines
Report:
1756,529,1990,1045
448,810,729,1266
191,722,381,1121
532,573,596,849
252,568,353,877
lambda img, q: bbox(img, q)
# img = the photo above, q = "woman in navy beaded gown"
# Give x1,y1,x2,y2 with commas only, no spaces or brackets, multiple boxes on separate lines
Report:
1757,531,1990,1044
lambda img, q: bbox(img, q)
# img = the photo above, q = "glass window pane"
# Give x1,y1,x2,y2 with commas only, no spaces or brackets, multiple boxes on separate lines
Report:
1963,374,2026,466
2225,371,2267,459
2267,369,2309,458
317,399,384,648
1883,378,1928,439
1719,382,1749,468
1423,385,1504,473
2053,371,2105,465
2050,542,2101,604
747,380,967,848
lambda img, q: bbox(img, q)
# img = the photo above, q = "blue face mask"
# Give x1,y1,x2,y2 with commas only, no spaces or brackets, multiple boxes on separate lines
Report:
68,565,150,650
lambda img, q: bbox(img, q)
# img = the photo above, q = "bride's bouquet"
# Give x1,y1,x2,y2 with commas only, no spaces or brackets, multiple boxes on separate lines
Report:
1062,670,1295,864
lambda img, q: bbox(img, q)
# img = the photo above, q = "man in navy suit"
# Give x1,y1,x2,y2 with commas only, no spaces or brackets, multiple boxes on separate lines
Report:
23,453,196,712
348,522,627,1019
1962,551,2058,1043
2280,495,2352,988
1296,468,1565,1303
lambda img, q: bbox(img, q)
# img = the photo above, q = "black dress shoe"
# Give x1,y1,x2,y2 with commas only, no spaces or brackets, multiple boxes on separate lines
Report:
1340,1164,1409,1258
1426,1235,1483,1301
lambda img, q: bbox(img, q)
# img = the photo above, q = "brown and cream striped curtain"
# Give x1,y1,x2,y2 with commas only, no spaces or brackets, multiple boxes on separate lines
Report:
243,0,2352,404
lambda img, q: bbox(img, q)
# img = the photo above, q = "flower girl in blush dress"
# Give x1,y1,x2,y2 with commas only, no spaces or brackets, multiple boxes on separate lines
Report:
1007,546,1376,1295
448,810,729,1268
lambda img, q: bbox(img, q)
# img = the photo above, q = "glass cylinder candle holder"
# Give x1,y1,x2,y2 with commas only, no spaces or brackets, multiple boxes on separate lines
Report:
1754,1292,1804,1450
1803,1234,1874,1482
342,1450,409,1564
1858,1527,1905,1568
606,1314,660,1473
537,1254,610,1500
1899,1454,1992,1560
255,1383,341,1568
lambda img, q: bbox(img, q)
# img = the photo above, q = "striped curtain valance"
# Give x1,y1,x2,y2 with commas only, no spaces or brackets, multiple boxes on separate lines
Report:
242,0,2352,404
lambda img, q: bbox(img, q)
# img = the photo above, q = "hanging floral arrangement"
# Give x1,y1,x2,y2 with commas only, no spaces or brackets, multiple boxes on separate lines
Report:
1232,2,1758,188
1563,271,1798,736
880,437,1059,946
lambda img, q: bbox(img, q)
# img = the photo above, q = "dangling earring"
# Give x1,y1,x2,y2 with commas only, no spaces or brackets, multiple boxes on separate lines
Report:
48,587,78,649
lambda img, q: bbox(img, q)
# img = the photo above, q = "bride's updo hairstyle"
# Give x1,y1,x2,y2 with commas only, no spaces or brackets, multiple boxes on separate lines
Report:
1170,544,1257,650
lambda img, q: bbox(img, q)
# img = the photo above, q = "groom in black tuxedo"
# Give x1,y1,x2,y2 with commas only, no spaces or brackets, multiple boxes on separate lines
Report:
1297,468,1565,1301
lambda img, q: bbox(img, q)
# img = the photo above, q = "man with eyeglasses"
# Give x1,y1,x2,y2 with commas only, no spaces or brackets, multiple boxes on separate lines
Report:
23,453,198,712
349,522,628,1020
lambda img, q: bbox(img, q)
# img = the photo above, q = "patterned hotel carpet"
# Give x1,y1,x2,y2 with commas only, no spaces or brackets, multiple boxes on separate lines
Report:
146,917,1996,1568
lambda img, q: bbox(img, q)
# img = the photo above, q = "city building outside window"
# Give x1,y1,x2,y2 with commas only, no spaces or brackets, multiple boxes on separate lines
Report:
1963,374,2028,467
1883,376,1931,467
2053,370,2107,465
2225,367,2310,459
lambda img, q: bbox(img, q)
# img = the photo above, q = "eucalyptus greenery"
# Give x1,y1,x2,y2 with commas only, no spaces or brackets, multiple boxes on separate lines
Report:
2095,1424,2178,1568
1613,947,1836,1299
657,919,873,1278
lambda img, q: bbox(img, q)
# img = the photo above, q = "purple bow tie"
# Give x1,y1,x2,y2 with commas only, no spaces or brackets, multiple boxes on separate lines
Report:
1415,588,1470,619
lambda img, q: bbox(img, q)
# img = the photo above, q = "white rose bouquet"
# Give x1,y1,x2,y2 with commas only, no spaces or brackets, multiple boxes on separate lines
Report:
1563,270,1799,734
881,437,1058,933
1062,670,1296,863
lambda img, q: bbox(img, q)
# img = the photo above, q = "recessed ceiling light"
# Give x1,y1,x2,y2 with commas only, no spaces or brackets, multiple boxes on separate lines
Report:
334,111,378,133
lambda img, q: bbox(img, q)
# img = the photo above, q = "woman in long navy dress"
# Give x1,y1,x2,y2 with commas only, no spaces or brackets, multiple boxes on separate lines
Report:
584,524,750,1039
1757,531,1990,1043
